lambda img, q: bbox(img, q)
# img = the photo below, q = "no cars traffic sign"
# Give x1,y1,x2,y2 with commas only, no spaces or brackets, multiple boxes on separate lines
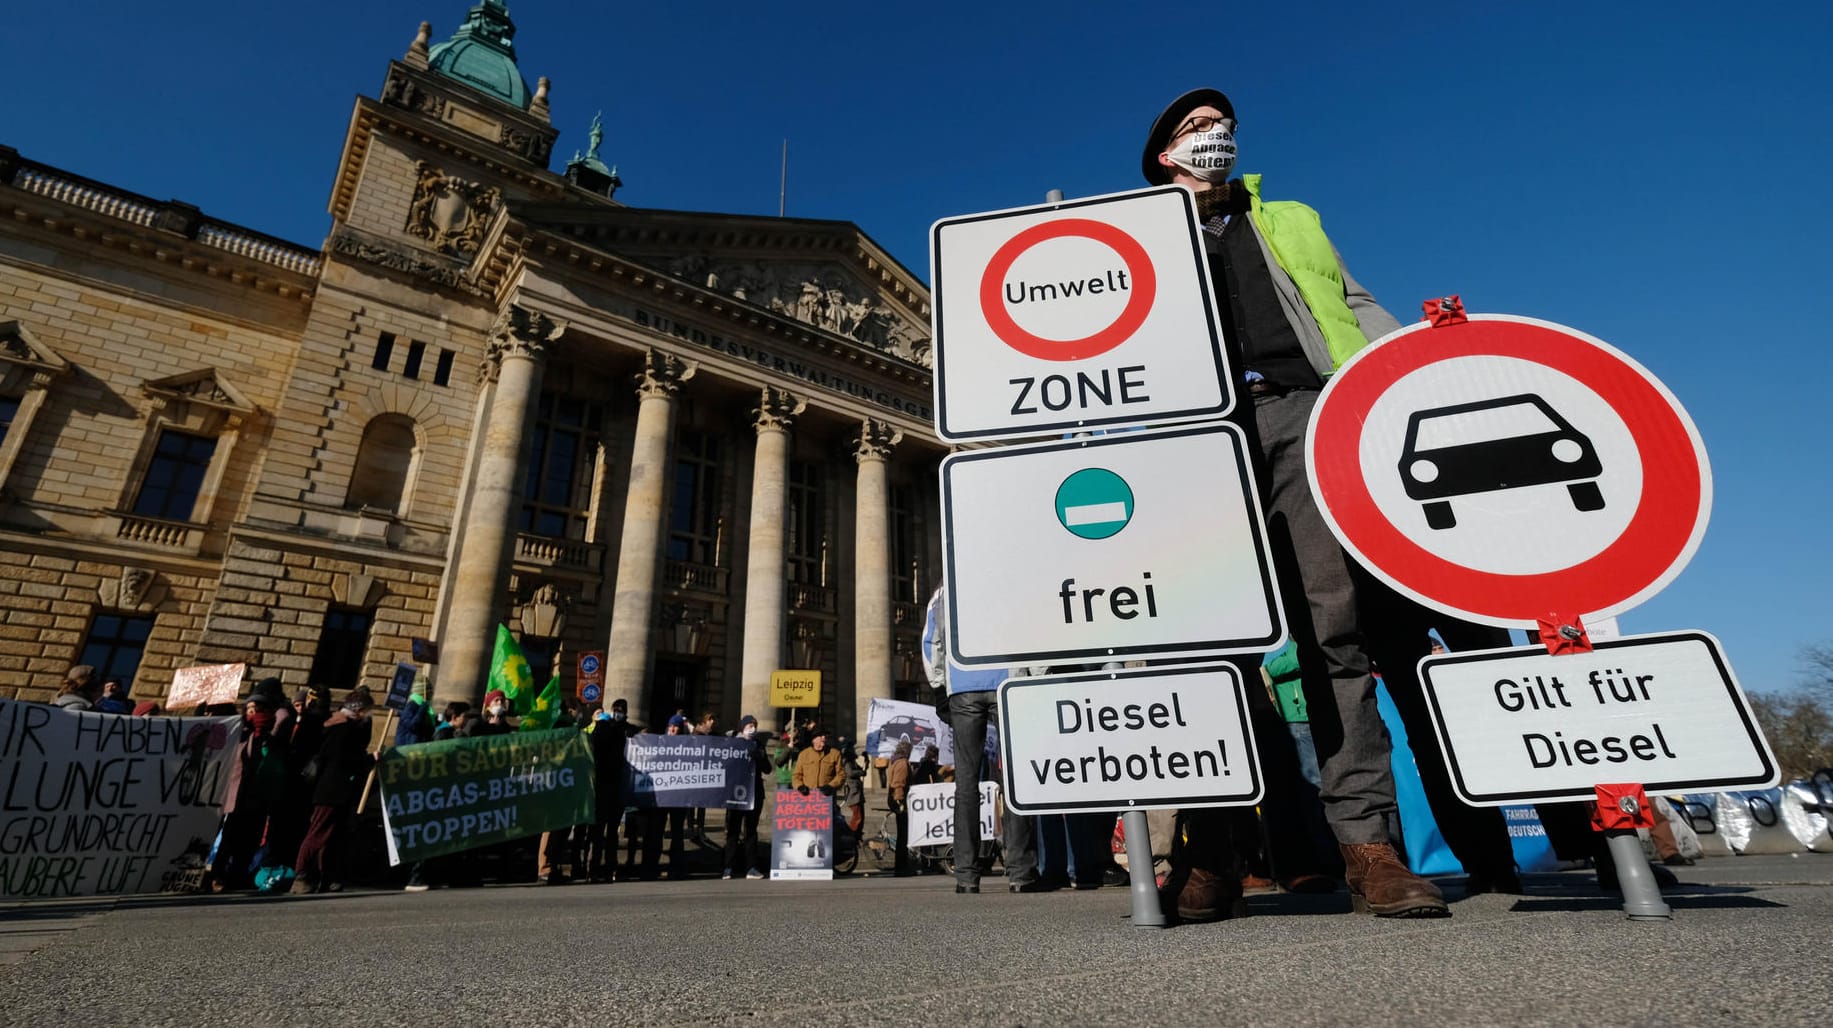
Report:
930,186,1234,443
1307,315,1712,626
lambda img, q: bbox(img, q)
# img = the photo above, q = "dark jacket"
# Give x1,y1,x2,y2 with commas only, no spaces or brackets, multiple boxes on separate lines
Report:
591,718,635,819
310,711,375,807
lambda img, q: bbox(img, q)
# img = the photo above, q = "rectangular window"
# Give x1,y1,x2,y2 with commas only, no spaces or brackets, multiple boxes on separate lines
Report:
308,607,373,691
787,459,826,585
0,395,19,448
891,482,919,603
667,429,723,564
78,612,155,689
372,331,395,371
403,340,426,380
131,431,217,521
519,390,605,539
433,348,455,387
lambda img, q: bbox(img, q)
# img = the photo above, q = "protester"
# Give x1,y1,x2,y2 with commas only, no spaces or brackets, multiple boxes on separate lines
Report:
640,717,692,879
396,674,436,746
586,697,636,882
792,725,845,798
434,701,472,741
887,739,914,876
291,687,376,894
53,665,101,711
722,714,768,880
94,678,134,715
213,677,293,892
268,684,330,876
464,690,515,736
536,700,588,885
1138,87,1447,920
690,710,718,847
924,586,1040,895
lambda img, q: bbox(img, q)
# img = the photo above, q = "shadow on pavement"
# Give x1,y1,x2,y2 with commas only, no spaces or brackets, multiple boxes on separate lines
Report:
1509,893,1785,913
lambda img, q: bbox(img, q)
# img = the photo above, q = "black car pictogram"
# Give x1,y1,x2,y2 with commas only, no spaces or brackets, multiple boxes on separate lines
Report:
1399,394,1604,530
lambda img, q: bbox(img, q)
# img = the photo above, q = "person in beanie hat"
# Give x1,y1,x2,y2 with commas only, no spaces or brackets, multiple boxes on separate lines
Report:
465,689,514,737
792,725,844,796
291,687,376,893
1138,87,1449,922
722,715,768,879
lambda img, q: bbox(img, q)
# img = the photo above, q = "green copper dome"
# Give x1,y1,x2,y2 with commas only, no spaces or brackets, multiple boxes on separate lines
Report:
427,0,531,109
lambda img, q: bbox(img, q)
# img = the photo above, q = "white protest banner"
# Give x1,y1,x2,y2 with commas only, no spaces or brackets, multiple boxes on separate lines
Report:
905,781,997,851
0,702,239,899
863,698,954,763
168,663,246,710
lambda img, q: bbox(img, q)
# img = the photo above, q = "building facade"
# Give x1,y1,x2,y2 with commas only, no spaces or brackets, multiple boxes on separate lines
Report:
0,0,946,740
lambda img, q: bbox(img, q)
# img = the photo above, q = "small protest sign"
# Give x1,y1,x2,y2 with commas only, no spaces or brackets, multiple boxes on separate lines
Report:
377,728,595,865
863,698,954,763
411,638,439,664
770,788,834,880
769,669,821,709
167,663,245,710
385,663,417,712
906,781,998,851
0,703,240,899
625,735,758,811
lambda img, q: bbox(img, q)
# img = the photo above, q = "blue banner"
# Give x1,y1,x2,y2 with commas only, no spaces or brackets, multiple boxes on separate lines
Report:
624,735,757,810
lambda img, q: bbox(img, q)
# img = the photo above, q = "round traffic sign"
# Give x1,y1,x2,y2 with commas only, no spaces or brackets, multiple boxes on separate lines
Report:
580,654,601,675
1054,468,1135,540
978,219,1157,362
580,683,602,704
1307,315,1711,627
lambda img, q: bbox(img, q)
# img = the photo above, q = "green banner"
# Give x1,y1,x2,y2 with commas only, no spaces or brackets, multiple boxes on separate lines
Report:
377,728,594,865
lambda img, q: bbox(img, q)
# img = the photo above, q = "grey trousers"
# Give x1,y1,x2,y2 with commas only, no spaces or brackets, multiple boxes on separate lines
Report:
1247,389,1395,845
948,691,1037,885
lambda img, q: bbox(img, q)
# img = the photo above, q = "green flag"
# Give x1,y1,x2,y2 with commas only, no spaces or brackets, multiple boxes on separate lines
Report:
520,673,562,732
488,624,535,716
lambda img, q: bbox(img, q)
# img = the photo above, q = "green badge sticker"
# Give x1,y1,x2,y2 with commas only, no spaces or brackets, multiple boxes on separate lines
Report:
1055,468,1135,539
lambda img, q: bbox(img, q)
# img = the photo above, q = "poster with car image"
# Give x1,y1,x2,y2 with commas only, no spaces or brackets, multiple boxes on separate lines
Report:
863,698,954,762
769,788,833,880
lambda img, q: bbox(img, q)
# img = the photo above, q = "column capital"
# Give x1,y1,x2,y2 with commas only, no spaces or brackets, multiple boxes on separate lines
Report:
487,305,567,363
635,349,698,400
852,418,904,463
752,386,807,433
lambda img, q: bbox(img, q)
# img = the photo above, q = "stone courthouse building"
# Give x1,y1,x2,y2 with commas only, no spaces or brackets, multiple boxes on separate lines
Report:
0,0,946,737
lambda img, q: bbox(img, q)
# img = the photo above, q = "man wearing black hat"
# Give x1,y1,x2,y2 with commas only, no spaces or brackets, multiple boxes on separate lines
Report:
1139,88,1447,920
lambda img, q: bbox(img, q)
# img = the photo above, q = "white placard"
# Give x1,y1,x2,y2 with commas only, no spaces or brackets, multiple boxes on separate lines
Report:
999,665,1263,814
931,186,1234,442
1420,631,1779,806
904,781,997,851
941,423,1284,668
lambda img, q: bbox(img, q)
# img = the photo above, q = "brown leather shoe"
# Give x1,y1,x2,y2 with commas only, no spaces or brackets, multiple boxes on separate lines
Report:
1339,843,1449,918
1171,866,1247,923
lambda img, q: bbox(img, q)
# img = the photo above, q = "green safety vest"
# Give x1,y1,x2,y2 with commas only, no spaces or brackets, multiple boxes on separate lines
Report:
1242,174,1371,371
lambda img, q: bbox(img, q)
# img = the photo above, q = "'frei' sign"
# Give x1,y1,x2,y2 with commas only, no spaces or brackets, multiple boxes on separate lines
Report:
1420,632,1778,806
769,670,821,709
930,186,1234,442
999,665,1263,814
941,423,1284,668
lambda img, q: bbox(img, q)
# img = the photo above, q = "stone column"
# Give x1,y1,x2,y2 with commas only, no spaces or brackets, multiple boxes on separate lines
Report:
738,387,806,728
436,307,562,703
851,419,902,744
604,350,697,725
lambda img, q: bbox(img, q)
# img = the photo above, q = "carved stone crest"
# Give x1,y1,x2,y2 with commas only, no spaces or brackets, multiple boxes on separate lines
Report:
99,566,168,611
405,161,500,257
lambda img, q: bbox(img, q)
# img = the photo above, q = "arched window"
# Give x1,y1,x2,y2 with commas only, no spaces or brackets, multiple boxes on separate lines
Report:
346,415,417,513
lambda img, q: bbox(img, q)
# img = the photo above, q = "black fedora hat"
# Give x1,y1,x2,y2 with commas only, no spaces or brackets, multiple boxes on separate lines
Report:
1141,87,1236,185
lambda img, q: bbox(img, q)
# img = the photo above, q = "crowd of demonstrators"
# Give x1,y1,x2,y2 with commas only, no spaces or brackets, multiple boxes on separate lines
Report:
291,687,376,894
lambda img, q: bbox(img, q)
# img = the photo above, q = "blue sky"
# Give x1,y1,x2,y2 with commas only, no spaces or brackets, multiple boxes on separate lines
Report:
3,1,1827,694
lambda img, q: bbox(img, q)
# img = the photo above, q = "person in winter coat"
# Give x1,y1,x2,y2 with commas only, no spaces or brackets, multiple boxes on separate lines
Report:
887,739,914,875
52,665,101,711
722,715,769,880
214,677,294,891
291,687,376,894
792,726,845,796
94,678,134,715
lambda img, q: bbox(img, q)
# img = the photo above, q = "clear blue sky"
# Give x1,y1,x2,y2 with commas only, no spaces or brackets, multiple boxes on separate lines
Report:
3,1,1827,693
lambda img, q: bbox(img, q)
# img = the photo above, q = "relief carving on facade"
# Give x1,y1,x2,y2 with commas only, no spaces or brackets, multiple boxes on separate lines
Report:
498,126,555,165
486,305,566,365
661,256,932,367
520,582,569,638
329,230,483,295
380,69,447,119
98,566,169,612
751,385,807,433
405,161,500,257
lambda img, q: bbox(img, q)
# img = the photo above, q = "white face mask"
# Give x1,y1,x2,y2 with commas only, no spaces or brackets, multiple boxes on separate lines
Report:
1166,124,1237,183
742,725,757,738
488,703,507,717
611,711,626,721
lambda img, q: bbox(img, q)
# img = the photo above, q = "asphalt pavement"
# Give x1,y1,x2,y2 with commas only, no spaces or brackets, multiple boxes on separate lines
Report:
2,853,1829,1027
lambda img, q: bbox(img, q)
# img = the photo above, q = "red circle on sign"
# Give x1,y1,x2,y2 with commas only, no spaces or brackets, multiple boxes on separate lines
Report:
1308,315,1709,626
978,218,1157,362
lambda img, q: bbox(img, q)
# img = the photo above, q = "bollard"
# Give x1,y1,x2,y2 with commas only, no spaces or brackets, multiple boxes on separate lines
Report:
1606,830,1672,920
1123,809,1167,928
